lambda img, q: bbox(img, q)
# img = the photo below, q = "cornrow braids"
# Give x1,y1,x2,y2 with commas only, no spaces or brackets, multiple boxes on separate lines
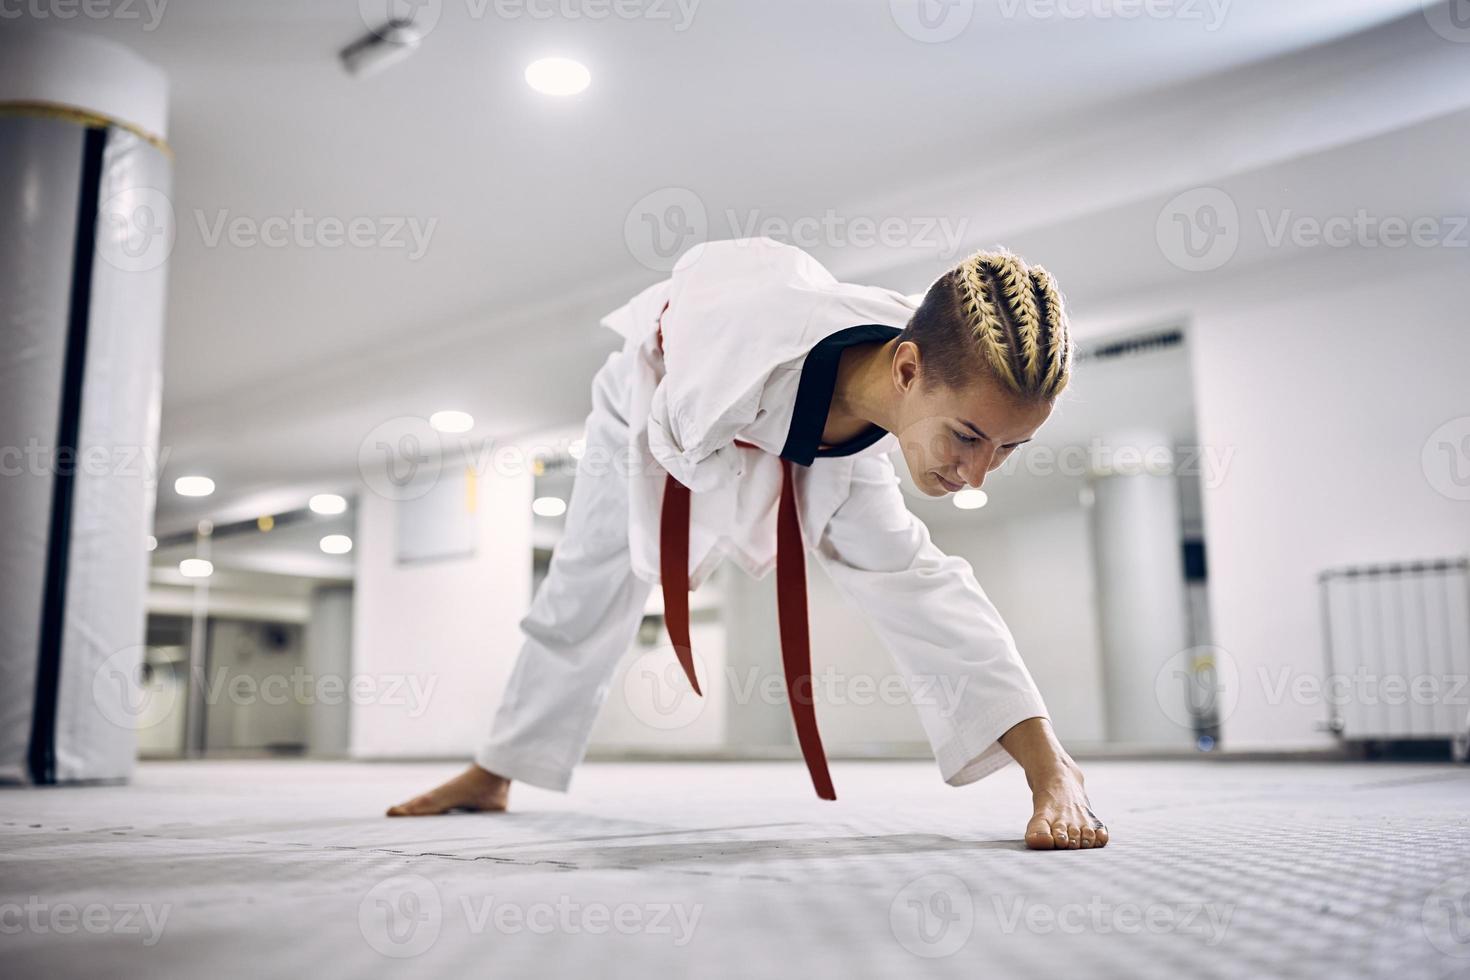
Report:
898,248,1073,400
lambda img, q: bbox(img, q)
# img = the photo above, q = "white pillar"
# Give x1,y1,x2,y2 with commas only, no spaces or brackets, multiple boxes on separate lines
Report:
306,585,355,758
1089,430,1193,746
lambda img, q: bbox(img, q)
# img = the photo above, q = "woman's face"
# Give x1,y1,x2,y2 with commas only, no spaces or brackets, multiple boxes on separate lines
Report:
890,345,1054,497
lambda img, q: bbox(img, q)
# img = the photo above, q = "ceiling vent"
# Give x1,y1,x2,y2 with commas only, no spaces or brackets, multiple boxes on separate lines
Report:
1076,328,1184,364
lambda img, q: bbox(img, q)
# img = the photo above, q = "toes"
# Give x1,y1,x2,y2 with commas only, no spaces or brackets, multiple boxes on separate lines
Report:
1079,825,1097,849
1094,824,1110,847
386,795,439,817
1065,824,1082,849
1052,825,1070,849
1025,815,1057,850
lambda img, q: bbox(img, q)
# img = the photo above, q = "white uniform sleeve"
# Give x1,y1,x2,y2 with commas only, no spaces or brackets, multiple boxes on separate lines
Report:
646,374,760,493
810,453,1052,786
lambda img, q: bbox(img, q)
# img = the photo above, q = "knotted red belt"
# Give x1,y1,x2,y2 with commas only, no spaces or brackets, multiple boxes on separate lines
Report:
655,308,836,801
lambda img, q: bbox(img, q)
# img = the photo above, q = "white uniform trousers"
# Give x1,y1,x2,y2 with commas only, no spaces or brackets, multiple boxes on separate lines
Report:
473,349,652,790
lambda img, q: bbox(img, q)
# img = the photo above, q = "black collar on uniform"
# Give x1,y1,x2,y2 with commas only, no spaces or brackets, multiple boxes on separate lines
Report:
780,324,903,466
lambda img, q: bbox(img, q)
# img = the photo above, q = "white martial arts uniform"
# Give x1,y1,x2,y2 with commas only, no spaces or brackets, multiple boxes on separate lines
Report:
475,237,1050,793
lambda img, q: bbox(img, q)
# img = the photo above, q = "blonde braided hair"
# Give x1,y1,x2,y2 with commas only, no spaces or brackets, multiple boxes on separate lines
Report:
901,248,1073,400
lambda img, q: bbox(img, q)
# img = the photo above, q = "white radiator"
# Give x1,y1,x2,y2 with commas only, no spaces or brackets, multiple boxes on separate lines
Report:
1319,557,1470,758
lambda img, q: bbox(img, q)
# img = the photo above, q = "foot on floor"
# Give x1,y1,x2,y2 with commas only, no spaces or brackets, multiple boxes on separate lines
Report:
386,764,511,816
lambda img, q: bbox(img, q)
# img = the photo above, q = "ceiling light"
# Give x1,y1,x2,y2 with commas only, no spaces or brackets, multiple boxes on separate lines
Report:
309,493,348,515
320,534,354,555
525,57,590,96
532,496,567,518
954,488,988,510
145,535,157,552
175,475,214,497
179,558,213,578
430,410,474,433
568,438,586,460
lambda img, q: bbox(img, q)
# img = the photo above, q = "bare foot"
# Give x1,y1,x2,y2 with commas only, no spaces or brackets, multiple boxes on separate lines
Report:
1023,759,1109,851
386,764,511,816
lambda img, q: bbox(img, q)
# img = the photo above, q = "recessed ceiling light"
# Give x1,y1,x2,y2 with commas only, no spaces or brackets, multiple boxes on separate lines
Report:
175,475,215,497
532,496,567,518
320,534,354,555
145,535,157,552
954,488,988,510
309,493,348,515
430,410,474,433
525,57,590,96
179,558,213,578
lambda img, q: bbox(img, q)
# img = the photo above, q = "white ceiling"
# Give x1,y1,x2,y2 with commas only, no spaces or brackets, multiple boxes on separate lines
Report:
23,0,1462,548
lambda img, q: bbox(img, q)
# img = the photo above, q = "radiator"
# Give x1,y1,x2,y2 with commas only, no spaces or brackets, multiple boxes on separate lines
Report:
1318,557,1470,758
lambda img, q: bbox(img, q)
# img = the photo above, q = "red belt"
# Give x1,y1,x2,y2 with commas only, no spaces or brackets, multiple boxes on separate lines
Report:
655,308,836,801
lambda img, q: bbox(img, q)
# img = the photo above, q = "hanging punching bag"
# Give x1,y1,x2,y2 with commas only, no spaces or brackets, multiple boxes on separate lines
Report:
0,30,172,784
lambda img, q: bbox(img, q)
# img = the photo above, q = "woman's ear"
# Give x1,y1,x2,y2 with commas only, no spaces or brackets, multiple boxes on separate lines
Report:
892,340,922,395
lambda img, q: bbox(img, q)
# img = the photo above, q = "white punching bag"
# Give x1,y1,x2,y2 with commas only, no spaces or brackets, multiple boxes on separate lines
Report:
0,30,172,784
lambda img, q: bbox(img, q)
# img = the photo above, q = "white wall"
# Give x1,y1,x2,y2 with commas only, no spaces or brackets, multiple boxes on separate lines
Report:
1186,260,1470,750
350,462,533,758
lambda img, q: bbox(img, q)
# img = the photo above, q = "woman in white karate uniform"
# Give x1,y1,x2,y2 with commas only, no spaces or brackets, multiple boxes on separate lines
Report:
389,237,1109,851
